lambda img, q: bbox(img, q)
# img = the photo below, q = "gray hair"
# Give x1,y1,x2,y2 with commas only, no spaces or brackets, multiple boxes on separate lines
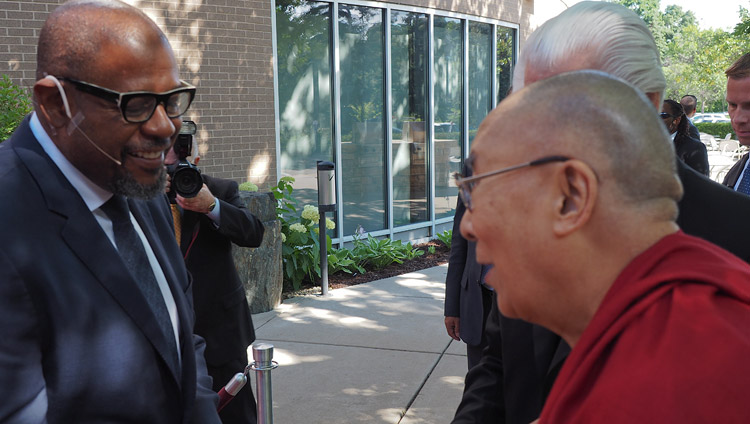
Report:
512,1,665,104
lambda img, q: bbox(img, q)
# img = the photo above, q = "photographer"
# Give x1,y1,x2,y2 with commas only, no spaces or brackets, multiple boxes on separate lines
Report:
166,123,265,424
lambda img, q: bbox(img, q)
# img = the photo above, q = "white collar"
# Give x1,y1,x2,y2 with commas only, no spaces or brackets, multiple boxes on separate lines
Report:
30,112,112,211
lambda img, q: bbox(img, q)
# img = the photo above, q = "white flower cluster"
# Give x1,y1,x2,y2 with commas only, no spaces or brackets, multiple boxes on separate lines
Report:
289,223,307,233
301,204,319,222
326,218,335,230
281,233,287,242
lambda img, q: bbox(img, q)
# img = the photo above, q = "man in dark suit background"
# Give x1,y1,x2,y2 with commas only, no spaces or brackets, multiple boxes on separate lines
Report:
0,1,221,422
166,144,265,424
680,94,701,140
444,170,492,370
452,3,750,423
721,53,750,193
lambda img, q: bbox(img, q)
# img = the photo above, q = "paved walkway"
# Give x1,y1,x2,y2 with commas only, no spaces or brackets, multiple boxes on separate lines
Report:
250,264,467,423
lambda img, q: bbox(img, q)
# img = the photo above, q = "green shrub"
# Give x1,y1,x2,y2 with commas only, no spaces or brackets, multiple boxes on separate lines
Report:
696,122,734,139
272,177,426,292
436,230,452,249
1,74,32,141
351,234,424,270
238,181,258,192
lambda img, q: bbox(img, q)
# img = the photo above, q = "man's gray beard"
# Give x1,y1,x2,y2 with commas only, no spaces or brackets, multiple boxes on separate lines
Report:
111,166,167,200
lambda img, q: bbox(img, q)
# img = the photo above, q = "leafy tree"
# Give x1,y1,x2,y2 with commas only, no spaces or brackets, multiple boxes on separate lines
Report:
615,0,750,113
1,74,32,141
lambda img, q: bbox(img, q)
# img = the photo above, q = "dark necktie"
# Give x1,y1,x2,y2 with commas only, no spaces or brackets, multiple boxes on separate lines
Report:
737,166,750,195
101,195,179,371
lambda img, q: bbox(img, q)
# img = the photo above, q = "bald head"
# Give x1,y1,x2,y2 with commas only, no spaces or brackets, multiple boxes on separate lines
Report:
37,0,171,82
479,71,682,208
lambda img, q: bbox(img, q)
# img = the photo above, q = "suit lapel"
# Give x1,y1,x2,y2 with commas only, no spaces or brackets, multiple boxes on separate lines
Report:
14,127,183,385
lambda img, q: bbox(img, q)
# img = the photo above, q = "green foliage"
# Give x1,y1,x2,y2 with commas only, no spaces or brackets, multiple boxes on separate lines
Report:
616,0,750,113
1,74,32,141
436,230,452,249
273,177,427,292
238,181,259,192
427,245,436,255
351,234,424,270
695,122,735,138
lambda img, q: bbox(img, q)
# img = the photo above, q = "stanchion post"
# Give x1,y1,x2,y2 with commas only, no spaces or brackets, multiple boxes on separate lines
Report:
252,343,278,424
316,161,336,296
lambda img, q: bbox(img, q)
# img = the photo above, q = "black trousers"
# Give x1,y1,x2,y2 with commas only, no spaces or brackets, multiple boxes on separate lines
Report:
466,285,493,370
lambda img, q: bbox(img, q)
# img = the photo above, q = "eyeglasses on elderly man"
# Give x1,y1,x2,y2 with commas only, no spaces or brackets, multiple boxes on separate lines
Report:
453,155,570,211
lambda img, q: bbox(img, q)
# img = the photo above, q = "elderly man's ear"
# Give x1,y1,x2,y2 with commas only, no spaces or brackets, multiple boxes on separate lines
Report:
34,77,72,129
552,160,597,237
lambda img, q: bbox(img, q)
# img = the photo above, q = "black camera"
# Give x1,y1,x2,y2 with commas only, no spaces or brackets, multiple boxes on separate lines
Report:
167,120,202,199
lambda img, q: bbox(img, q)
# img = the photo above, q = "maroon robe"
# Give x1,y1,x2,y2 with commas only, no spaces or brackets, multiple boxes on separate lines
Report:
540,231,750,423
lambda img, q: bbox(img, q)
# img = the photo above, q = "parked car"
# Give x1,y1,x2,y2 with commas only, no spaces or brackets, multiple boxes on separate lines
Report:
693,113,730,123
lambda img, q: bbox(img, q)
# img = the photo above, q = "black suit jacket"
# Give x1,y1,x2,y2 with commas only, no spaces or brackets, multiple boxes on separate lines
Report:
0,116,220,423
674,132,709,176
179,175,264,369
721,152,749,189
452,160,750,423
445,195,485,347
687,119,700,141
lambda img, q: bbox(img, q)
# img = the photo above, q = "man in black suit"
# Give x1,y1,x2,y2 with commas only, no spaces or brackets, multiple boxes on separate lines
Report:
680,94,701,140
662,99,709,176
167,145,265,424
444,176,492,370
0,1,220,422
721,53,750,192
452,3,750,423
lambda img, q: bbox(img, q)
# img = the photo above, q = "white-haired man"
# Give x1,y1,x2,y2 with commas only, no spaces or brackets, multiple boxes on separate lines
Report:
451,2,750,423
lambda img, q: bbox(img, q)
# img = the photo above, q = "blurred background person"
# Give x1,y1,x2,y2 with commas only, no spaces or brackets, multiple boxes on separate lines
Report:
721,53,750,193
444,166,492,370
680,94,701,139
661,99,709,176
166,135,265,424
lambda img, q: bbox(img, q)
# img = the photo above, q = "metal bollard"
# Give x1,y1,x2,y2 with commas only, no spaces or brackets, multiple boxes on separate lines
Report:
251,343,279,424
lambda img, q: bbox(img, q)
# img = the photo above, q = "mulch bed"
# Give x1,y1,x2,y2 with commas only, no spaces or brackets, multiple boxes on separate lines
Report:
283,240,450,298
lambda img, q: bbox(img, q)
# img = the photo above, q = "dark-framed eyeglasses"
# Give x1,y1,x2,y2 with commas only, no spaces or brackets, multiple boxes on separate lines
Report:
58,77,196,123
453,155,570,211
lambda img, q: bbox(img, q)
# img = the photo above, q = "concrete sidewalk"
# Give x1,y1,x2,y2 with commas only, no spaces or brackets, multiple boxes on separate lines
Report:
250,264,467,423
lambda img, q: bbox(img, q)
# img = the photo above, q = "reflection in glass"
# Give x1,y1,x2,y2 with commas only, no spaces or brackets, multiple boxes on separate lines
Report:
433,17,463,219
276,0,334,210
339,5,386,235
497,26,516,105
391,11,429,228
468,22,492,149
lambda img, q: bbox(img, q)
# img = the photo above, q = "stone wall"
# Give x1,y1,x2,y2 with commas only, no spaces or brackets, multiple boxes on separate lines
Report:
231,191,282,314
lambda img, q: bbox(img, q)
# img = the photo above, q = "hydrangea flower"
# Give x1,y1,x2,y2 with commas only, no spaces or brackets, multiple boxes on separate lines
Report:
301,204,319,222
326,218,336,230
290,223,307,233
281,232,286,243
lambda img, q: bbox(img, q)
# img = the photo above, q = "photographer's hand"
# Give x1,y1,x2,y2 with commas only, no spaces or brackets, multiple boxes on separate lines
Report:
176,184,217,215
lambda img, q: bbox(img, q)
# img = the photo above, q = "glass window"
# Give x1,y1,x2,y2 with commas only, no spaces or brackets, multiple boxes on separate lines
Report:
433,17,463,219
496,26,516,104
468,21,492,149
276,0,334,210
391,11,429,228
338,5,386,236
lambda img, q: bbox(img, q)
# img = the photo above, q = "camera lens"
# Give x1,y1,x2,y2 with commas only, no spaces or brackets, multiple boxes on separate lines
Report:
172,166,203,198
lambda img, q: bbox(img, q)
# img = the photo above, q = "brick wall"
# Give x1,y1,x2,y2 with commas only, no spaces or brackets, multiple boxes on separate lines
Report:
1,0,538,190
0,0,276,189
